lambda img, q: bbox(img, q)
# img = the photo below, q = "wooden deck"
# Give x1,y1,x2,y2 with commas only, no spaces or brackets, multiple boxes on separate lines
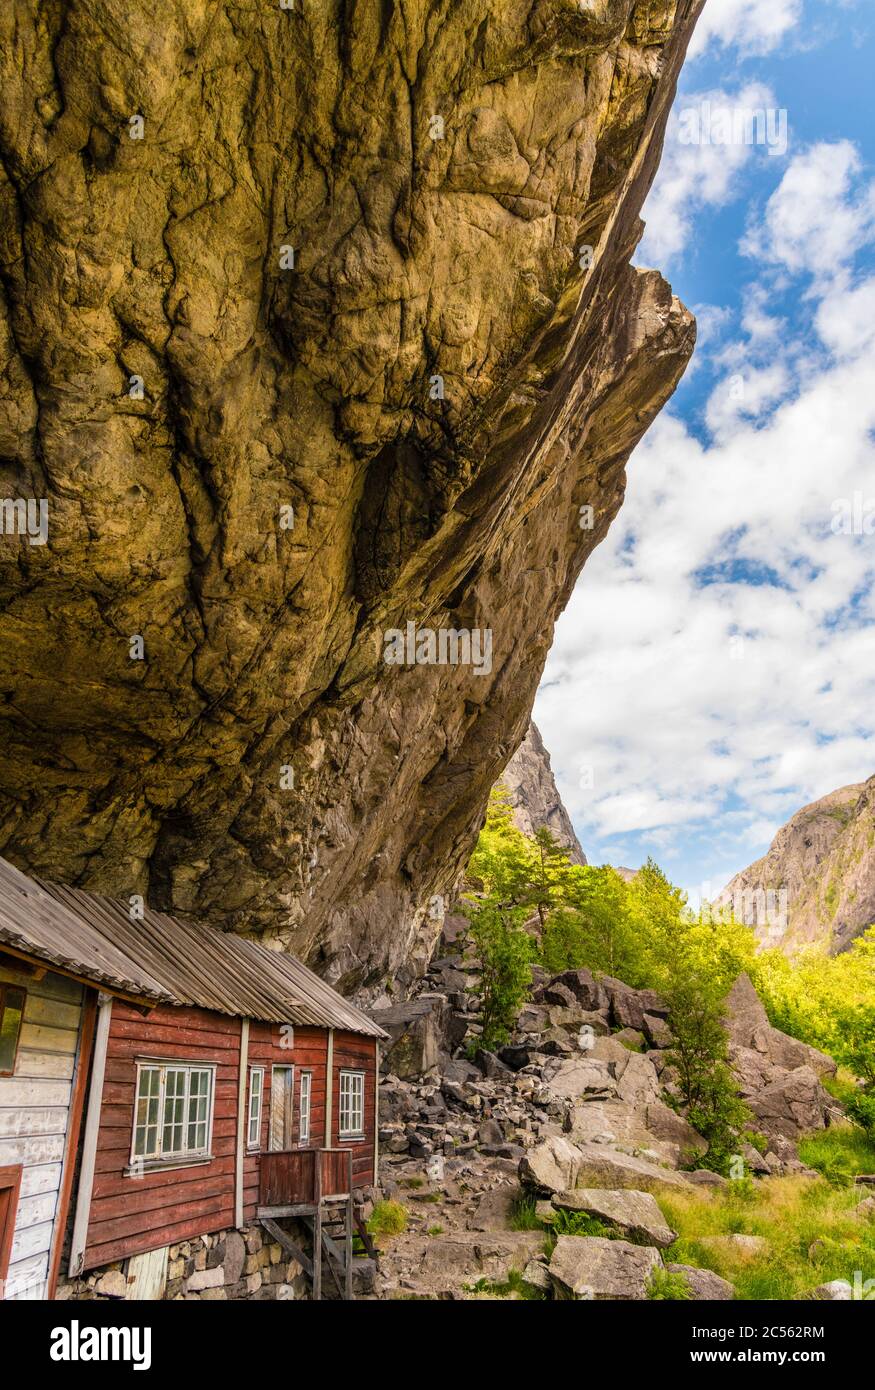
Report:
257,1148,374,1301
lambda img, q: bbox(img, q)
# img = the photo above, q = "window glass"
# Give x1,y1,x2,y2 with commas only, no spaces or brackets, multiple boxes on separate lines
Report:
299,1071,312,1143
248,1067,264,1148
0,986,25,1075
133,1063,214,1163
339,1070,364,1137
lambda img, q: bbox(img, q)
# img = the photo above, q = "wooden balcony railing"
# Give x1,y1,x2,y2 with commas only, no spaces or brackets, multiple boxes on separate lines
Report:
258,1147,353,1210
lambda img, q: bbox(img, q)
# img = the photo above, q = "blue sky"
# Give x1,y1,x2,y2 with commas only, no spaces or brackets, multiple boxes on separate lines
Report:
535,0,875,904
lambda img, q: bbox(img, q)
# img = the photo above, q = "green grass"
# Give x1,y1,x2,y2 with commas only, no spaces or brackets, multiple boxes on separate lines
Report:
464,1269,547,1301
800,1124,875,1185
508,1195,544,1231
552,1209,620,1240
427,1224,444,1236
647,1268,692,1301
659,1170,875,1300
367,1199,408,1237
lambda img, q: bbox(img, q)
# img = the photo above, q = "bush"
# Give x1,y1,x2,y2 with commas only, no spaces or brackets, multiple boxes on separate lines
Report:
466,901,536,1050
367,1199,408,1237
647,1268,692,1300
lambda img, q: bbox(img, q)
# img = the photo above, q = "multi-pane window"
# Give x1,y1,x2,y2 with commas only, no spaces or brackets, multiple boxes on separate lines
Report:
338,1069,364,1138
132,1062,215,1163
248,1067,264,1149
299,1071,312,1144
0,985,26,1077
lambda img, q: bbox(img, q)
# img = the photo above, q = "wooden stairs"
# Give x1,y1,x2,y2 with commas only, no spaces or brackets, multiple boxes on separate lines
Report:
257,1148,378,1300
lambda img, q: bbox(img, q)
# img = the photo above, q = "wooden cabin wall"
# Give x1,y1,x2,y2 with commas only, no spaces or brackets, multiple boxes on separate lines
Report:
0,959,84,1299
242,1024,329,1222
84,1008,379,1269
83,1001,242,1271
331,1032,378,1188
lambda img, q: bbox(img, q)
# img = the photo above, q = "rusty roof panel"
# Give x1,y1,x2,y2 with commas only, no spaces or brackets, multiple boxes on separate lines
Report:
0,857,385,1037
0,857,172,1004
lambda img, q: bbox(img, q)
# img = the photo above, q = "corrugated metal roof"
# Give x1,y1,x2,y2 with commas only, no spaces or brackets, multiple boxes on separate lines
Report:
0,856,172,1004
0,856,384,1037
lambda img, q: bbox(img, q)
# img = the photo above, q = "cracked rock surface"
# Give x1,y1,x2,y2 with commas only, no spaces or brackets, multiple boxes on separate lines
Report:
0,1,701,986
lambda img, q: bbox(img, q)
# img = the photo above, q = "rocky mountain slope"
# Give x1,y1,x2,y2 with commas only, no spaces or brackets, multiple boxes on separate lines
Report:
721,777,875,954
365,929,850,1300
498,722,586,864
0,1,701,987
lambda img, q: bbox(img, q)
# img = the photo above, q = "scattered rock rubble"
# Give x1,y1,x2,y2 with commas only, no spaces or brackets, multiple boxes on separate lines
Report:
362,922,848,1301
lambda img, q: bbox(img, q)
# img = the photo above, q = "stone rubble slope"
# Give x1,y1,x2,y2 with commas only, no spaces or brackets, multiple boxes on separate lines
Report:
363,923,849,1300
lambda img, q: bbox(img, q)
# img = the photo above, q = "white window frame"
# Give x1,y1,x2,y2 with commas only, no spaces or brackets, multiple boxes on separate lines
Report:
299,1070,312,1145
338,1069,365,1140
247,1066,265,1150
130,1059,216,1169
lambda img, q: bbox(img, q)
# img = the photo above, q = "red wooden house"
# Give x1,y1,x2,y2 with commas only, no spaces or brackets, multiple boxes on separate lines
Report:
0,855,385,1301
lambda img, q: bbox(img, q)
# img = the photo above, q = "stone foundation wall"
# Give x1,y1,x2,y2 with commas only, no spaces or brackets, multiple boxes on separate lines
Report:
56,1223,309,1301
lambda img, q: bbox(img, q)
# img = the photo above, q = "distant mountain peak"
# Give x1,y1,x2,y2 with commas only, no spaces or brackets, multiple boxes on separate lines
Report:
721,775,875,953
499,723,586,865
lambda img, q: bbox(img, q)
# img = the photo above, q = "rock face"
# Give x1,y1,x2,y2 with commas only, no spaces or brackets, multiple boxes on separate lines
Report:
721,777,875,954
498,722,586,863
551,1187,677,1248
0,1,700,987
548,1233,661,1300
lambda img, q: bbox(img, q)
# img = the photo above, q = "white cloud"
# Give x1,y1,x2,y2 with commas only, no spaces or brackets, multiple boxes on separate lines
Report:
742,141,875,277
638,83,782,265
687,0,803,58
536,139,875,889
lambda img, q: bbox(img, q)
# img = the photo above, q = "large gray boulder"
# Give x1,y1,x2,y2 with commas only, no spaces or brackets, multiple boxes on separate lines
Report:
548,1235,662,1300
748,1065,831,1139
601,977,669,1030
541,1057,618,1102
551,1188,677,1249
538,969,609,1014
725,975,836,1080
667,1263,734,1301
369,997,450,1078
519,1135,587,1195
557,1139,693,1192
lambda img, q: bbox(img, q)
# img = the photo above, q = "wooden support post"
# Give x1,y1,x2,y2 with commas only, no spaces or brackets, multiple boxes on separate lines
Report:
313,1147,322,1301
345,1153,354,1301
373,1041,380,1186
68,992,113,1277
258,1217,314,1279
235,1018,250,1228
324,1029,334,1147
48,988,97,1299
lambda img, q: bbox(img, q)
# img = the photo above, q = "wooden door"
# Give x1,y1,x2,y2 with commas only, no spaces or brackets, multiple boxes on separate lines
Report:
0,1164,22,1299
269,1066,294,1151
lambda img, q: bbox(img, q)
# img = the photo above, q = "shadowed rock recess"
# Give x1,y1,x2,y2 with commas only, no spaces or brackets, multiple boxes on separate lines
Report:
0,1,701,989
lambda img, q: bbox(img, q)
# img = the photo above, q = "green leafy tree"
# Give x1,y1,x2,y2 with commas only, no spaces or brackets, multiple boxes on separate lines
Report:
467,901,536,1050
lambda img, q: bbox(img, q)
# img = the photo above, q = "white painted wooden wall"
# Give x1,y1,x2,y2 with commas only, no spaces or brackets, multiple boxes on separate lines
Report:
0,961,83,1300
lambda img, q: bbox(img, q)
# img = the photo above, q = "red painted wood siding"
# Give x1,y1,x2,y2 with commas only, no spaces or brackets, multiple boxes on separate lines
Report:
331,1032,377,1188
242,1024,330,1222
83,1009,378,1269
83,1002,241,1270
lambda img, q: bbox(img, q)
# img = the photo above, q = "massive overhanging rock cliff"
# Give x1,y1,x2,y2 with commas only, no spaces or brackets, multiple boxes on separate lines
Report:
0,1,702,989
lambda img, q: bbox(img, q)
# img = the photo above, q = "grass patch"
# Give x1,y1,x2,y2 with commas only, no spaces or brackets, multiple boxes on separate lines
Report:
647,1268,692,1301
367,1199,408,1237
659,1171,875,1300
799,1124,875,1185
464,1269,547,1301
427,1224,444,1236
552,1209,618,1240
508,1195,544,1231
